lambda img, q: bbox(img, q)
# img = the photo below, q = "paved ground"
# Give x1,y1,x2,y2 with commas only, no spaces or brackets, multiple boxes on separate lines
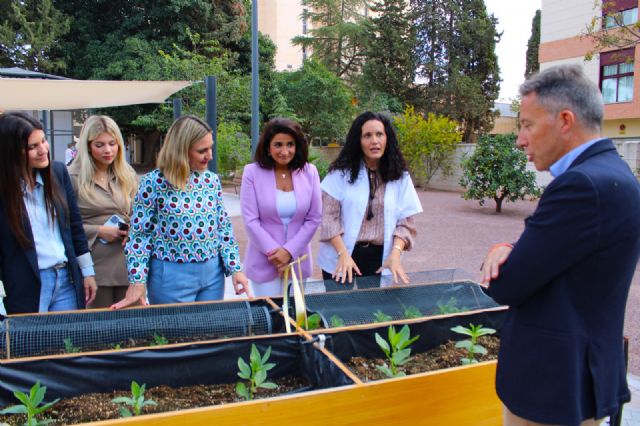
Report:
222,188,640,424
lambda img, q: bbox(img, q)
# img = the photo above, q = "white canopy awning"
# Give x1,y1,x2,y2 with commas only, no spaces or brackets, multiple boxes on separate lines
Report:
0,78,193,110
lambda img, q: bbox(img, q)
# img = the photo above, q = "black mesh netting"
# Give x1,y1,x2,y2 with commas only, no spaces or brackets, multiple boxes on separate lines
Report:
0,300,273,359
299,271,500,328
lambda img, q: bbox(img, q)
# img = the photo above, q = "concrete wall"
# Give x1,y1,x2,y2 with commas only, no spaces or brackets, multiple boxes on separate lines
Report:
541,0,598,43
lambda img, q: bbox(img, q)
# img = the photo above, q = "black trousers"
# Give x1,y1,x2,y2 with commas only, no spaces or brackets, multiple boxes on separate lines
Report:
322,243,383,292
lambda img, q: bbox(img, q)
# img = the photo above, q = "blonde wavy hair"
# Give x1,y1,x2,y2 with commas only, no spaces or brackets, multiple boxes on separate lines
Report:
75,115,137,211
157,115,212,190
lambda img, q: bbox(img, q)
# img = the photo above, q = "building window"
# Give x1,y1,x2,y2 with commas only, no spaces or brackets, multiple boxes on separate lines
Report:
603,0,638,28
600,48,635,103
302,8,308,34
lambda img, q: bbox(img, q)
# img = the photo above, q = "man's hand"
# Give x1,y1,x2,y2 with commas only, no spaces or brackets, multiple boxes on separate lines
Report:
480,244,513,285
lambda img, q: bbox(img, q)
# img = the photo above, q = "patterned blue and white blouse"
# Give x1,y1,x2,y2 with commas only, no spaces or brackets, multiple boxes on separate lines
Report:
125,169,242,284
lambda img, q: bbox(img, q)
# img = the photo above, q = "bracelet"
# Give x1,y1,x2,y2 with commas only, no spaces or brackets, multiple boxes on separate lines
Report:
130,283,145,287
490,242,513,251
393,245,403,252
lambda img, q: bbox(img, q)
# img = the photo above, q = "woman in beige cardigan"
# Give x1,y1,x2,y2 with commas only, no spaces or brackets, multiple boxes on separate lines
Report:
68,116,138,308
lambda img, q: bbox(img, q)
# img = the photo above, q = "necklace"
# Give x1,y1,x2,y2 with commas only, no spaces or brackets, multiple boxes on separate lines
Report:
281,173,287,179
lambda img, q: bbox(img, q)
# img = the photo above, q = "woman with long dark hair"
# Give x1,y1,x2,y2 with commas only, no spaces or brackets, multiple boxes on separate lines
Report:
318,111,422,289
240,118,321,297
0,112,97,314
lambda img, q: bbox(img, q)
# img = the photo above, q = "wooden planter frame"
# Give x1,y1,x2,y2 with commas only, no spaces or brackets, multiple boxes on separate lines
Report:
0,288,507,425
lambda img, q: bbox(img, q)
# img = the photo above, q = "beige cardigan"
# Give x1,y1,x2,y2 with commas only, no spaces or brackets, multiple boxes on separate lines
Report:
68,164,132,289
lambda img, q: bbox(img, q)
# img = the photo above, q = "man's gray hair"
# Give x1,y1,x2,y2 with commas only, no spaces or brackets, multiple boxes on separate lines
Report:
520,64,604,131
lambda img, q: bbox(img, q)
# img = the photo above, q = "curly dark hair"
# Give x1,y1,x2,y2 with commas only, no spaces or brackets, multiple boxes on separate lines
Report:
329,111,407,183
254,118,309,171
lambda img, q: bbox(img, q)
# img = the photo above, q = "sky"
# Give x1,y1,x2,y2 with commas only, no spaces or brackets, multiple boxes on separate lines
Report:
484,0,542,102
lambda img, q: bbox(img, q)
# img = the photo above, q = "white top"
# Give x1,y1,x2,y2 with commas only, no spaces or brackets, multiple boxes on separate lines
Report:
318,164,423,276
276,189,297,226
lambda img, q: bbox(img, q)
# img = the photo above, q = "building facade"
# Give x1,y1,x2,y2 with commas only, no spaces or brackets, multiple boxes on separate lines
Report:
539,0,639,140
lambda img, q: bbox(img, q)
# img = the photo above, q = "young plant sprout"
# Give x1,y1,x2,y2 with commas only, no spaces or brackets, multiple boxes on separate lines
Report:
436,297,461,314
63,338,80,354
373,310,392,323
150,333,168,346
236,344,277,400
0,381,59,426
375,325,420,378
330,314,345,328
299,313,322,331
111,381,157,417
450,323,496,364
402,305,423,319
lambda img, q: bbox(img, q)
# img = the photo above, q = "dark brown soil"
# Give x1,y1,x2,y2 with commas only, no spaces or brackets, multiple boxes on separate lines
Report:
346,336,500,381
0,375,308,425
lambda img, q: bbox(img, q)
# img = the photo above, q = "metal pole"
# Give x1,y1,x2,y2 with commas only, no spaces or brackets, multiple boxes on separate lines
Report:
205,76,218,173
251,0,259,154
172,98,182,120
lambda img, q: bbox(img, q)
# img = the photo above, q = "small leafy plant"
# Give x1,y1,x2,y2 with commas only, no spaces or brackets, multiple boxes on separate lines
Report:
450,323,496,365
402,305,423,319
150,333,168,346
63,338,80,353
236,344,277,400
373,310,392,323
375,325,420,378
330,314,345,328
111,381,157,417
0,381,59,426
435,297,461,314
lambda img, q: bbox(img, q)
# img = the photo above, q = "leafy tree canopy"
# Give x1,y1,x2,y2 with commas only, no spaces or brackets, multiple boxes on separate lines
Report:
413,0,501,142
393,105,461,186
459,134,540,213
0,0,70,72
276,59,354,142
292,0,368,82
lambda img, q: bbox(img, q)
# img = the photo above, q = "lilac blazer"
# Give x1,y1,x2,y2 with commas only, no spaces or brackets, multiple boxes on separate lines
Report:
240,162,322,283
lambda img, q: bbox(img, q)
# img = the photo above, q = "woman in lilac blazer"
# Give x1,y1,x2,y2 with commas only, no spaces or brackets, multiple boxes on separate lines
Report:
240,118,322,297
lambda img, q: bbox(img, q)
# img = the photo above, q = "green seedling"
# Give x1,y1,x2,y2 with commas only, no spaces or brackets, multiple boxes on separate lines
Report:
373,310,392,323
330,314,345,328
63,338,80,353
305,313,323,330
0,381,59,426
402,305,423,319
375,325,420,378
450,323,496,365
111,381,157,417
236,344,277,400
150,333,168,346
112,343,122,350
436,297,461,314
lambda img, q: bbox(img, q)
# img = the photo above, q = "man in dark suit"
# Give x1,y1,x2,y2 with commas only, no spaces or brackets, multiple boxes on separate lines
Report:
481,64,640,425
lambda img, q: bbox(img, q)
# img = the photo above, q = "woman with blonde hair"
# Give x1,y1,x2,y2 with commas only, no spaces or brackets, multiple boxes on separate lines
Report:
113,115,250,309
68,115,138,308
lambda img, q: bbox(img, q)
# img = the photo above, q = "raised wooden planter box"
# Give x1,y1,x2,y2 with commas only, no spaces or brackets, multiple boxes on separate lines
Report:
0,284,506,425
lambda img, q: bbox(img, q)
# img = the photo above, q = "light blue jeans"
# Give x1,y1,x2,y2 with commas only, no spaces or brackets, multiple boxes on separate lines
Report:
148,256,225,304
39,265,78,312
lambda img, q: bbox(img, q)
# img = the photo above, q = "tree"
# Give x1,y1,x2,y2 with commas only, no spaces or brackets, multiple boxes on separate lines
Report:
276,59,354,141
360,0,416,102
525,9,540,78
459,134,540,213
393,105,461,186
0,0,70,72
583,0,640,59
413,0,501,142
292,0,368,82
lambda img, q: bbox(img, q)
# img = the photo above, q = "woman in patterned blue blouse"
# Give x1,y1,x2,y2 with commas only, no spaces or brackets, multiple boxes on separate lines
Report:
112,116,250,309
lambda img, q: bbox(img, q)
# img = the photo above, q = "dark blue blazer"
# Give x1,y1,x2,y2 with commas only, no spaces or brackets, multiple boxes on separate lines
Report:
0,161,90,314
487,139,640,425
